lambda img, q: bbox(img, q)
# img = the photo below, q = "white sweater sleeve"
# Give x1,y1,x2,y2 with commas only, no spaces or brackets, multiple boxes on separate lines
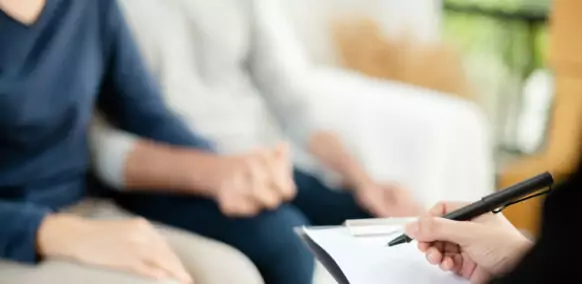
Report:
119,0,215,136
247,0,344,146
88,0,167,190
89,113,139,189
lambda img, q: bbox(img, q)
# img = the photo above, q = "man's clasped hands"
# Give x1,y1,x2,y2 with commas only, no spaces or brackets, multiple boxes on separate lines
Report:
210,142,423,218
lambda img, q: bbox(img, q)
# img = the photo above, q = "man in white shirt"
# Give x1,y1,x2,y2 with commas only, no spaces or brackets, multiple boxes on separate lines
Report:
90,0,424,283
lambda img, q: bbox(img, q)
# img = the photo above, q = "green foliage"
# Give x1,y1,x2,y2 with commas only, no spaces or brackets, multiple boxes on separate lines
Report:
443,0,550,78
442,0,551,152
445,0,550,12
446,0,524,10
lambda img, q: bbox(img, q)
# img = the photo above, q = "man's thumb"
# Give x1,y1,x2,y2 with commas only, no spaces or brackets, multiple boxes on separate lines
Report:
404,217,478,246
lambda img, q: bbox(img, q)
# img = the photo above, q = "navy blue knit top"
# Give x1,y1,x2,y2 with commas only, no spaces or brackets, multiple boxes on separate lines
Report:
0,0,211,262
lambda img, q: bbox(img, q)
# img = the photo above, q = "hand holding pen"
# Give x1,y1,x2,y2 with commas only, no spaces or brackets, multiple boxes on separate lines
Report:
387,172,553,283
389,172,553,246
403,201,533,283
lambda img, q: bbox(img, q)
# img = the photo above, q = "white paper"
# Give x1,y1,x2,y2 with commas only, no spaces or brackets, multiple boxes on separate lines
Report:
304,226,469,284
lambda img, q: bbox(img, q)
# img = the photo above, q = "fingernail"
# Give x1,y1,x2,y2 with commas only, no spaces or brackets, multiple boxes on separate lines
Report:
427,251,440,264
404,221,419,237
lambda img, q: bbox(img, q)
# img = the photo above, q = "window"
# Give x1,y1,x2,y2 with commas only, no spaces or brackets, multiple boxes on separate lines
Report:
442,0,553,165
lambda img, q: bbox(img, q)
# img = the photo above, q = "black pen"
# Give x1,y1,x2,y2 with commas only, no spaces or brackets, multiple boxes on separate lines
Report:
388,171,554,247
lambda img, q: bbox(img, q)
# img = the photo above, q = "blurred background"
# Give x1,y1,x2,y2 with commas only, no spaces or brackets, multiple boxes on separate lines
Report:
277,0,580,239
443,0,551,159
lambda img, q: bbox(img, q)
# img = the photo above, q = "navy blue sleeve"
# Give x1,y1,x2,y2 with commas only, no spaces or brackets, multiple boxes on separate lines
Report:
97,0,214,150
0,202,50,263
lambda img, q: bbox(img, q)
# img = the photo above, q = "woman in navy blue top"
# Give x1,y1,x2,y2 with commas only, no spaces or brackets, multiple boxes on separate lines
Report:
0,0,211,281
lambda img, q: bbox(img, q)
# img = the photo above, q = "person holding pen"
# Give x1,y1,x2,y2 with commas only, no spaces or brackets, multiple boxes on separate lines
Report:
403,162,581,283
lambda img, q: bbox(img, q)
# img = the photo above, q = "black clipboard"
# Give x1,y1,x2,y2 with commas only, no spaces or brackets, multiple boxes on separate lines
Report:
295,227,350,284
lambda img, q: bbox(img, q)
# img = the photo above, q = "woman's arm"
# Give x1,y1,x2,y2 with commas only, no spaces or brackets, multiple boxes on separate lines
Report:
0,201,50,263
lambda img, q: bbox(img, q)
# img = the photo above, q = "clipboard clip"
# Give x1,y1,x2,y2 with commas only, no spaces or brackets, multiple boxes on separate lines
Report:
343,217,416,237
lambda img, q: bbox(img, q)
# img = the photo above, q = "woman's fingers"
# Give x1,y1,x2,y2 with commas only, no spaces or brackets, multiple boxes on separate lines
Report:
451,254,465,275
143,231,193,284
143,260,191,284
129,262,169,280
433,241,444,254
440,256,455,271
425,247,444,265
459,255,478,279
420,241,459,253
422,241,462,270
440,250,463,272
444,242,460,254
418,241,431,252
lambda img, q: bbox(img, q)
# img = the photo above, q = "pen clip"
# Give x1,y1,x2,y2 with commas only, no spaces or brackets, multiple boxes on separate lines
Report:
492,187,552,214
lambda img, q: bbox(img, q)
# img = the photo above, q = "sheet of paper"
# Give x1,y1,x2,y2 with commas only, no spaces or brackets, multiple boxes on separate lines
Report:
304,226,469,284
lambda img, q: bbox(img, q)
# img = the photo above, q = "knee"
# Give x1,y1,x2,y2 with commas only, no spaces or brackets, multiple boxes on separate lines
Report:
186,241,264,284
239,205,315,284
2,260,179,284
218,252,265,284
159,228,264,284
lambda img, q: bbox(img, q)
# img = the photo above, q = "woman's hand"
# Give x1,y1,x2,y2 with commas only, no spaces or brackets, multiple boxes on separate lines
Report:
38,215,193,283
308,131,423,217
404,202,533,284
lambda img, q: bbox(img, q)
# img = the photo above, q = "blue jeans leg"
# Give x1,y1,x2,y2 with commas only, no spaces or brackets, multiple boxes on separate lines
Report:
291,169,371,225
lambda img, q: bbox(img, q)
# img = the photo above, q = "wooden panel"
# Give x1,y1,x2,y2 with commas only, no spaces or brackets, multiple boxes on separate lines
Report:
500,76,582,235
499,0,582,237
548,0,582,69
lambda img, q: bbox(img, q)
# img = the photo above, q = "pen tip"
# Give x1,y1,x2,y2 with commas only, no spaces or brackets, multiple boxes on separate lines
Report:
387,235,412,247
